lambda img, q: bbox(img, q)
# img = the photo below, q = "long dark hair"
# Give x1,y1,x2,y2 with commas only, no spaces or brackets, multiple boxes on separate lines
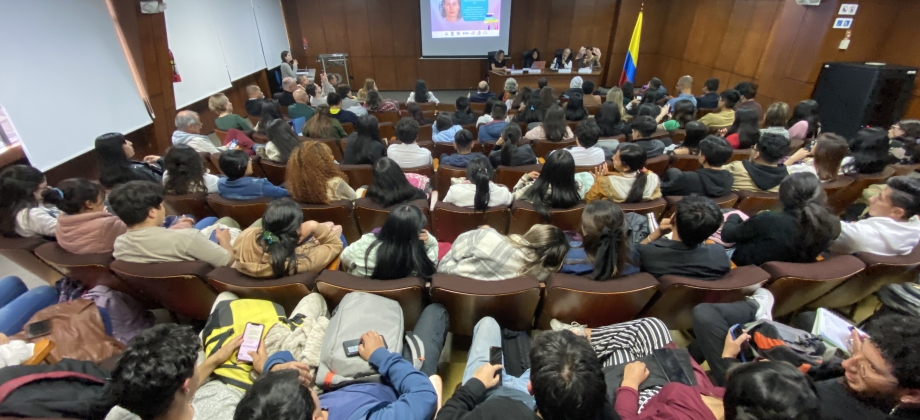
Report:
565,93,588,121
96,132,139,189
620,82,635,101
524,151,580,221
617,144,649,203
258,100,283,135
812,133,849,182
519,89,544,123
265,119,301,163
542,105,568,142
581,200,630,280
788,99,820,139
351,115,382,165
727,107,761,149
0,165,44,237
779,172,841,262
163,144,207,194
894,119,920,164
435,113,453,132
500,124,524,167
724,362,821,420
681,121,708,153
407,103,427,125
483,97,501,117
366,157,426,207
595,102,624,137
366,204,436,280
466,156,494,211
844,127,891,174
304,105,335,138
413,80,430,104
58,178,104,215
259,199,309,278
670,99,697,129
511,87,532,110
365,90,383,112
539,87,556,111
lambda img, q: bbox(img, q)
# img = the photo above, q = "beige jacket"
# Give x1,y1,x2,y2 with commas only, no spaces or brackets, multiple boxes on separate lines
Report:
233,223,343,278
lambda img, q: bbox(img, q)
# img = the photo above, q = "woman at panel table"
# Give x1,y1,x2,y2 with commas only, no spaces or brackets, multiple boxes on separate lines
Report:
440,0,462,23
280,50,298,80
489,50,507,72
551,48,573,70
523,48,541,69
576,46,602,70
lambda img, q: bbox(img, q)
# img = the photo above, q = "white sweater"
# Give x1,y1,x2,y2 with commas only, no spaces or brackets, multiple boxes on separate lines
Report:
828,216,920,256
15,207,59,238
443,182,513,208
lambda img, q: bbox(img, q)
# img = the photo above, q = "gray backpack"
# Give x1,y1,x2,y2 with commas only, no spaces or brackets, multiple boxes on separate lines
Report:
316,292,425,390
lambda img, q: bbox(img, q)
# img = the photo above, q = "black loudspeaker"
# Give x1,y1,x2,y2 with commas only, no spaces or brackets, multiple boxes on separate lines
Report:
812,62,917,139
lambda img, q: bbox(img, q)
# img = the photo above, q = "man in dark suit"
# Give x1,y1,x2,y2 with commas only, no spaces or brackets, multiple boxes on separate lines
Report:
696,78,721,109
278,77,298,107
469,81,497,103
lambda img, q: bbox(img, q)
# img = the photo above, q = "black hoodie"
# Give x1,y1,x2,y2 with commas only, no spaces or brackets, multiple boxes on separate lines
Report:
661,167,734,197
741,160,788,191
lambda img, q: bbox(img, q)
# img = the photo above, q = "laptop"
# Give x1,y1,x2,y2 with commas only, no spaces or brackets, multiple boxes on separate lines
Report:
531,61,546,69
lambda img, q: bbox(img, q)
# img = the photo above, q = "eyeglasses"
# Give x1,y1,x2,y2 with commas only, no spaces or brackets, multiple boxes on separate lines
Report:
846,337,898,384
891,125,901,130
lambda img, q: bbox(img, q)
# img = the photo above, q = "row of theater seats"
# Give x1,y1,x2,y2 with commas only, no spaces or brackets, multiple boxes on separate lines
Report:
1,236,918,335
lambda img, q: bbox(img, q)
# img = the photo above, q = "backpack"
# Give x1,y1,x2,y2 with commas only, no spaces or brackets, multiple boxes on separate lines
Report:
55,277,84,302
82,286,155,345
625,212,650,246
747,320,825,372
0,359,115,419
201,299,288,391
877,283,920,318
317,292,414,391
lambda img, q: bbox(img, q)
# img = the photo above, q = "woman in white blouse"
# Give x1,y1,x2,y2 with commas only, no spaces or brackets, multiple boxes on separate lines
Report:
407,79,439,105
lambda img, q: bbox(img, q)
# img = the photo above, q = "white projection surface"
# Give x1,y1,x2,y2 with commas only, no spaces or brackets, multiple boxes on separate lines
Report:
420,0,512,57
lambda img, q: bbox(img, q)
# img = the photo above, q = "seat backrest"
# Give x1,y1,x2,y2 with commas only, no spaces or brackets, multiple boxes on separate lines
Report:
893,163,920,176
640,265,771,330
338,164,375,191
297,199,361,243
419,124,433,141
314,270,426,330
164,192,216,221
341,122,356,135
306,137,345,163
566,121,580,133
371,111,400,125
728,149,752,163
0,236,62,283
469,102,487,112
253,158,285,186
696,108,717,119
377,122,395,141
200,152,222,176
253,133,270,144
206,266,317,315
353,198,430,234
33,243,153,307
431,202,511,243
733,190,779,215
762,255,866,317
663,194,738,218
670,154,701,172
401,164,435,180
110,260,217,320
436,165,467,195
213,129,228,143
646,154,670,178
828,167,896,215
820,176,854,201
430,274,542,335
617,198,668,219
670,129,687,144
206,194,272,228
417,103,438,112
532,139,577,159
494,164,543,189
508,201,585,235
788,138,805,153
809,244,920,310
536,273,660,329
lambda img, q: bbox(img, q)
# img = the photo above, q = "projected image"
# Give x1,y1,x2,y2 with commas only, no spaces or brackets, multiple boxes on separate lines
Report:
431,0,501,38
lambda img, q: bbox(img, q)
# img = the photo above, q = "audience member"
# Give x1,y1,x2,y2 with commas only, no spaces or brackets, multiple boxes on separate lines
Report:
788,99,821,140
761,102,790,139
724,172,840,266
538,77,548,89
666,75,698,111
336,84,361,111
638,195,730,278
407,79,439,104
658,99,696,131
303,104,347,139
366,157,429,208
565,93,589,122
582,80,602,107
478,97,503,127
407,102,432,125
550,48,573,69
388,118,434,168
326,92,359,126
254,100,283,135
828,176,920,256
55,178,124,254
725,107,761,149
287,89,314,122
341,204,438,279
287,141,356,203
628,116,666,158
306,82,326,107
469,81,497,103
439,224,569,281
278,77,298,106
172,110,221,154
605,86,627,115
563,76,584,99
452,96,477,125
513,150,585,217
244,84,265,116
163,144,219,194
525,105,574,142
725,362,822,420
234,199,342,278
502,77,518,102
698,89,740,128
671,121,708,155
95,132,164,189
888,119,920,164
584,143,662,203
562,200,637,279
356,78,376,102
644,77,667,97
489,124,538,168
440,129,485,168
516,89,545,124
842,127,893,175
510,86,532,113
568,119,606,166
432,113,462,143
594,101,631,138
295,74,309,91
785,133,849,181
343,115,385,165
444,156,513,209
724,132,790,192
110,181,234,266
733,82,762,119
478,103,510,142
217,150,289,200
364,90,400,113
0,165,56,239
620,81,635,106
662,135,734,197
210,93,253,132
259,119,301,163
696,78,721,109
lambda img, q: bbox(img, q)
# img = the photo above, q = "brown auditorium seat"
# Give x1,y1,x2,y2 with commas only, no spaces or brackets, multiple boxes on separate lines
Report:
418,103,438,112
401,164,435,180
437,103,454,113
419,124,434,141
341,122,356,135
533,139,577,159
807,245,920,311
494,164,543,189
670,154,701,172
208,153,224,176
761,255,866,317
206,266,317,314
827,167,896,216
586,106,601,116
789,138,805,153
436,164,467,195
669,129,687,144
663,194,738,218
566,121,580,133
206,194,272,228
314,270,426,329
248,115,259,126
431,202,511,243
34,243,156,308
338,164,374,190
574,165,596,174
893,163,920,176
371,111,400,125
646,154,670,178
696,108,717,119
727,149,752,163
821,176,854,200
617,197,668,218
249,155,269,179
0,236,61,283
430,274,542,335
257,158,287,186
378,122,395,141
110,260,217,320
640,265,772,330
650,130,670,140
469,102,487,113
200,151,222,176
164,192,216,221
733,190,779,215
213,129,228,144
354,198,430,234
508,201,585,235
253,133,270,144
301,137,345,163
536,273,659,329
297,199,361,243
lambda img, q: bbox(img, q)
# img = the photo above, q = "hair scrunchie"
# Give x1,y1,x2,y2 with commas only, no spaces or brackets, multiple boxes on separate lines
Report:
262,230,279,245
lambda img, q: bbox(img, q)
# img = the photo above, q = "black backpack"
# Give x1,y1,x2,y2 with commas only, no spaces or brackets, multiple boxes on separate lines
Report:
0,359,115,419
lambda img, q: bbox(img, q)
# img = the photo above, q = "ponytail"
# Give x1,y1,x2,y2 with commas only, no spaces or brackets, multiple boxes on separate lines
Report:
500,141,517,166
618,144,649,203
780,173,841,261
511,225,570,280
261,229,303,278
589,226,625,280
624,170,648,203
499,124,523,167
467,156,493,212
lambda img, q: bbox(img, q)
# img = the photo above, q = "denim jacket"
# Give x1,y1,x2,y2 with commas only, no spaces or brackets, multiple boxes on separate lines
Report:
217,177,289,200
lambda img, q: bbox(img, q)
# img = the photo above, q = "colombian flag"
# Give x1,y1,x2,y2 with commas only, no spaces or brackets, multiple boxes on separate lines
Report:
619,10,643,86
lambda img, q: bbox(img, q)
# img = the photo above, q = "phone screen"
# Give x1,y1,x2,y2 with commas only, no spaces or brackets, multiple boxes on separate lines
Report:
636,95,643,101
489,346,502,379
26,320,52,339
237,323,264,363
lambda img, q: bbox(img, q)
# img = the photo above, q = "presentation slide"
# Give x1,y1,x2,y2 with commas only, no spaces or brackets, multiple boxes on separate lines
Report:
420,0,512,58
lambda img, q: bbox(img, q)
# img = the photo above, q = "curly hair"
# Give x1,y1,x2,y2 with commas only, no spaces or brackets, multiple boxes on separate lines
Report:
286,141,348,204
862,313,920,389
109,324,200,420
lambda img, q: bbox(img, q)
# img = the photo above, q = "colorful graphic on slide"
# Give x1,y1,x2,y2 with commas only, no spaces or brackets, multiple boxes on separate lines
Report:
431,0,501,38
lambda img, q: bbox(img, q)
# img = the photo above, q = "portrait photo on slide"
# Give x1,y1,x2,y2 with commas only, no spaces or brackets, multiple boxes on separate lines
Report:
431,0,502,38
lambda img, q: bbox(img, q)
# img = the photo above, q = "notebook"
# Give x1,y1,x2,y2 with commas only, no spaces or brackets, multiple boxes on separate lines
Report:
812,308,865,354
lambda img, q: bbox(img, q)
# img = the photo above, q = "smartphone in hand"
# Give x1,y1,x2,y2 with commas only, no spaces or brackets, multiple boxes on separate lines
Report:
489,346,503,380
237,323,264,363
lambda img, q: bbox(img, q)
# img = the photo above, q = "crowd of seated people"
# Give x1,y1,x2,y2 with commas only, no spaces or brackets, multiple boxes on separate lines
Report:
4,69,920,420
